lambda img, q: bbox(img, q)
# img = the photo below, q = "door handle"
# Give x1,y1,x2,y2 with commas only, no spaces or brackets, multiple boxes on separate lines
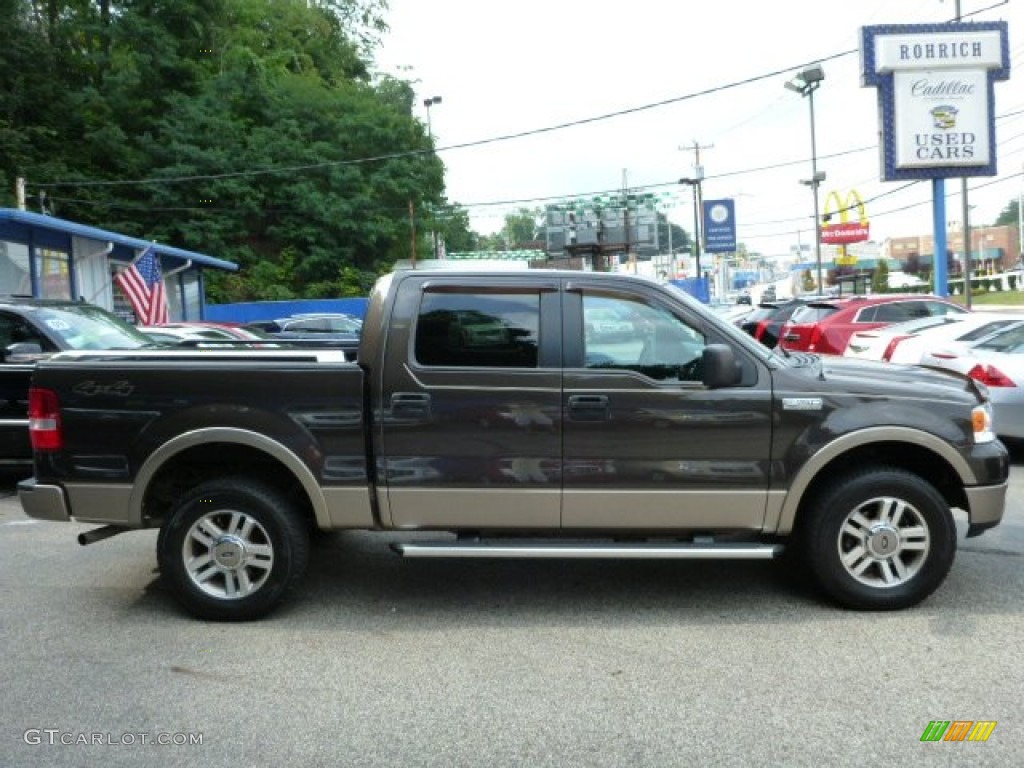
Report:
568,394,609,421
390,392,431,419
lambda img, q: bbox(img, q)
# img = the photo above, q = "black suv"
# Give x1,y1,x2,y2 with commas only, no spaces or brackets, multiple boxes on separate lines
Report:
739,296,830,348
0,298,153,469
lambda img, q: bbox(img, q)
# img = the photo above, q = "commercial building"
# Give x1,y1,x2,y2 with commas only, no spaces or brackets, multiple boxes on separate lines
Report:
885,222,1020,276
0,208,237,321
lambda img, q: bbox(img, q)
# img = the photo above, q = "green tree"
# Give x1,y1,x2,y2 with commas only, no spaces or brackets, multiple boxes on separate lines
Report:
476,232,507,252
801,268,816,292
871,260,889,293
436,203,477,254
2,0,443,302
657,212,689,255
502,208,542,249
995,198,1020,228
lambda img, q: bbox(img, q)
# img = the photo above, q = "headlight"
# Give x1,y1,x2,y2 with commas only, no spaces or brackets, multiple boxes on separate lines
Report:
972,402,996,444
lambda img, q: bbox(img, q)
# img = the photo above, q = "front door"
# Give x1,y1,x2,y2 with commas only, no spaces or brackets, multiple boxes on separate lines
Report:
560,280,773,531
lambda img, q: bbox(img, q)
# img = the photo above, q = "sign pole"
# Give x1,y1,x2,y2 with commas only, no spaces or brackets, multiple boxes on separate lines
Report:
933,179,948,297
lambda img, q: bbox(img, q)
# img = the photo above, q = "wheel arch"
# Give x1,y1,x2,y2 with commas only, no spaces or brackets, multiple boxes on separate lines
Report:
775,427,974,534
131,427,330,530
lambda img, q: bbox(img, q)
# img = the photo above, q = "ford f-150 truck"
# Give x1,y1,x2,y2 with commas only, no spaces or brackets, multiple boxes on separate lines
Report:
17,270,1009,619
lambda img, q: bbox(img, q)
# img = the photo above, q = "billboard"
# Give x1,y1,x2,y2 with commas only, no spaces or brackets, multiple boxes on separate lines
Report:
545,194,661,257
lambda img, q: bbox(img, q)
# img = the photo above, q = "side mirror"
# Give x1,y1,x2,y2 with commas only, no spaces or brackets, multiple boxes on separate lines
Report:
4,342,49,363
702,344,742,388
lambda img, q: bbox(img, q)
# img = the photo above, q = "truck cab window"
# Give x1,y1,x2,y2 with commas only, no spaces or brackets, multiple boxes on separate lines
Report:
415,291,540,368
583,294,706,381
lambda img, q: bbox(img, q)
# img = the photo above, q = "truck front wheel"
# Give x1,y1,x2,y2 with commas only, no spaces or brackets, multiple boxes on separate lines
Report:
158,477,310,620
804,468,956,610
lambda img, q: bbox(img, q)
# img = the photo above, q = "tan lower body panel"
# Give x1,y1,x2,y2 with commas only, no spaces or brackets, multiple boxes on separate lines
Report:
385,488,560,529
64,483,136,526
322,486,376,529
562,489,768,530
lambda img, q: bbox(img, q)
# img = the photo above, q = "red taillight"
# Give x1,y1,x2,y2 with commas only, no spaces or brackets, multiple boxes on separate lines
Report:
882,335,912,361
808,326,823,351
28,387,62,451
754,322,768,341
966,364,1016,388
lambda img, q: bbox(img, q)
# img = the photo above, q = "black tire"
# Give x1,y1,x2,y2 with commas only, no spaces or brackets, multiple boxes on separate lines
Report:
803,467,956,610
157,477,310,621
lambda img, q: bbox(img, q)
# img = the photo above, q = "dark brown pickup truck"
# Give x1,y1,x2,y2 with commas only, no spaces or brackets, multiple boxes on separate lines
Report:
17,270,1009,619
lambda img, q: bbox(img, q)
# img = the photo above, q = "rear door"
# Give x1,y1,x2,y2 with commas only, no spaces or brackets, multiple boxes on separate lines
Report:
377,274,563,530
560,277,773,531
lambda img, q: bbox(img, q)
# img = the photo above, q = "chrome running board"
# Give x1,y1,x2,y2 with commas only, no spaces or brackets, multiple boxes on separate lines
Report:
392,540,783,560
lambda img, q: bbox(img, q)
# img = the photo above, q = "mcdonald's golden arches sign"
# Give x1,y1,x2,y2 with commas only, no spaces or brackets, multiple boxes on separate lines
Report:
821,189,870,246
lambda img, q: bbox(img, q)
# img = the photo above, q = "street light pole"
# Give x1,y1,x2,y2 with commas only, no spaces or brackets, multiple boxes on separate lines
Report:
964,203,973,309
953,0,973,308
423,96,442,260
786,65,826,294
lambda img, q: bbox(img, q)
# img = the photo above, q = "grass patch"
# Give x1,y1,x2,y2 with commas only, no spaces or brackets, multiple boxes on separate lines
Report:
949,291,1024,307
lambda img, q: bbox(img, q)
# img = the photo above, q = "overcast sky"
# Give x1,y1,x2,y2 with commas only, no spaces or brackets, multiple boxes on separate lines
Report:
374,0,1023,257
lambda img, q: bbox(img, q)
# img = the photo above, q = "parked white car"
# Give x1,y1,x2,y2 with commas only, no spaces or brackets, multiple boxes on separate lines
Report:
887,271,927,290
920,320,1024,439
844,312,1023,364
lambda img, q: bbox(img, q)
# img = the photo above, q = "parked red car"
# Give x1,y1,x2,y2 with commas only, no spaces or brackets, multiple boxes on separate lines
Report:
739,297,828,348
778,295,967,355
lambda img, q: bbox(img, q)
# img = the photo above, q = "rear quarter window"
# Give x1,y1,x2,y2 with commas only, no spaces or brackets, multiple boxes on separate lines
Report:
790,306,837,324
976,324,1024,354
958,320,1021,342
865,303,919,323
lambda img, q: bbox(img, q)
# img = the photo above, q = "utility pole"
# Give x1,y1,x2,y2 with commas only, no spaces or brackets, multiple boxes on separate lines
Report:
423,96,443,261
623,169,632,273
679,143,712,274
680,140,713,279
408,199,417,268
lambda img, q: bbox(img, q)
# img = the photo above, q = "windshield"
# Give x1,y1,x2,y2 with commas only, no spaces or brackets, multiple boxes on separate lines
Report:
29,304,154,350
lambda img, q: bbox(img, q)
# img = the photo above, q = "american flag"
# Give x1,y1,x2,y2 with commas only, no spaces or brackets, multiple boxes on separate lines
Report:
115,246,168,325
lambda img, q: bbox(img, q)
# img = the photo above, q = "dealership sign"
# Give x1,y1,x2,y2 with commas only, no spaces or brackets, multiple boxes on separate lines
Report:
861,22,1009,181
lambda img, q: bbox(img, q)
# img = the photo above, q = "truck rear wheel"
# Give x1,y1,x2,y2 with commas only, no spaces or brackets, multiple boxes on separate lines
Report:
804,467,956,610
157,477,310,620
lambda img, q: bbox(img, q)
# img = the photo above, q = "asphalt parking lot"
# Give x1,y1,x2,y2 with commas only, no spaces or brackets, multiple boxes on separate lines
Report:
1,461,1022,768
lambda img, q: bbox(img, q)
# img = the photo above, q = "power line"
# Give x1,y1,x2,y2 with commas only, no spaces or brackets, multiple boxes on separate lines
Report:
36,50,858,190
32,0,1016,235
